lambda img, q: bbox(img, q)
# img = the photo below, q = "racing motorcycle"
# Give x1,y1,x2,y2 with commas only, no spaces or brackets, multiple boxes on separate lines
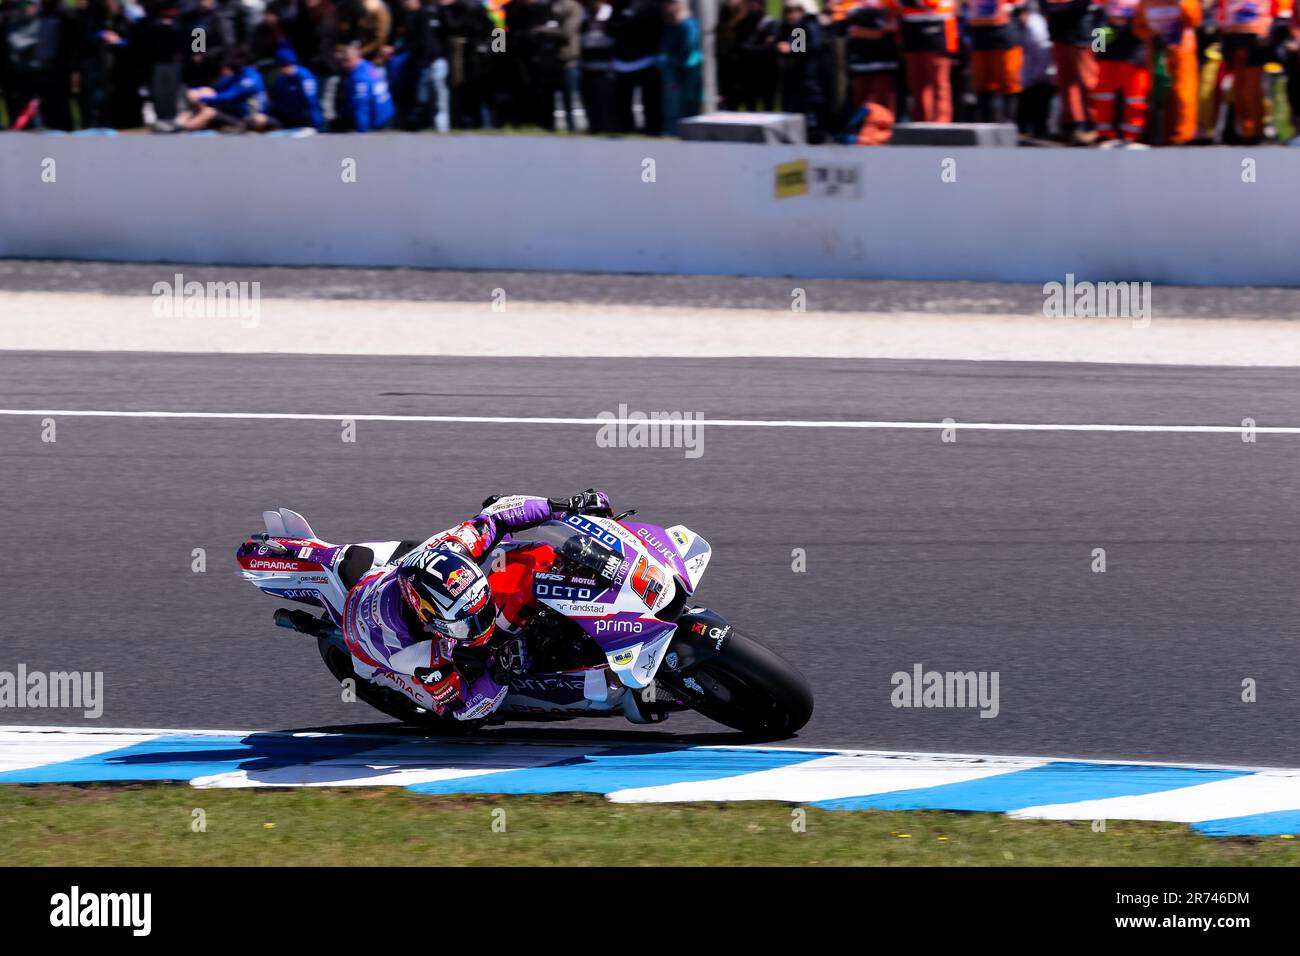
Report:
236,507,814,738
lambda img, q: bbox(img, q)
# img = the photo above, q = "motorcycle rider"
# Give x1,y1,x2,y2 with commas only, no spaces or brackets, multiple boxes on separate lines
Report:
341,490,612,721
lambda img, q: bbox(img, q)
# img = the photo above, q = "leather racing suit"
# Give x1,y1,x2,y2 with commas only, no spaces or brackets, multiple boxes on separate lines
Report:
340,493,606,721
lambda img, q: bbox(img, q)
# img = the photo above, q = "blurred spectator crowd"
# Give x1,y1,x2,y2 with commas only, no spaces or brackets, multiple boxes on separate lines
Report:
0,0,705,134
718,0,1300,145
1,0,1297,144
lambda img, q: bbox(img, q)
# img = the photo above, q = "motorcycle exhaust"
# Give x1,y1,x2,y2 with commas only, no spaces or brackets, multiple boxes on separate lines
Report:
273,608,341,640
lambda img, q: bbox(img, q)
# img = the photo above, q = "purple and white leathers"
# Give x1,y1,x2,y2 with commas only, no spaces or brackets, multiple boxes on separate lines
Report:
236,494,814,737
341,495,603,721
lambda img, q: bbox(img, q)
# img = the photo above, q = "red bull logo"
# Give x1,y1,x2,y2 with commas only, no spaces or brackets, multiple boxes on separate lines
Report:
445,566,475,596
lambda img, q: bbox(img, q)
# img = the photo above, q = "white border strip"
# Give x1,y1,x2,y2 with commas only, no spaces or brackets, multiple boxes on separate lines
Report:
0,409,1293,434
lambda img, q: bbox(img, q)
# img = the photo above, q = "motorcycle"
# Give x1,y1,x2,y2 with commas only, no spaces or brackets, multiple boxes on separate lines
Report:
236,507,813,738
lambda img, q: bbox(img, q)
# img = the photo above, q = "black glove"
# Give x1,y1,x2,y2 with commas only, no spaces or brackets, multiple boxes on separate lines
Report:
550,489,612,517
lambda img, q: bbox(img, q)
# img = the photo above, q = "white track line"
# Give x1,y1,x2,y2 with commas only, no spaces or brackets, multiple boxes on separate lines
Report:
0,409,1294,434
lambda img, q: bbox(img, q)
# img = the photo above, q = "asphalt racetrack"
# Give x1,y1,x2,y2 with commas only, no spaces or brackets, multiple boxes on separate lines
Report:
2,350,1298,766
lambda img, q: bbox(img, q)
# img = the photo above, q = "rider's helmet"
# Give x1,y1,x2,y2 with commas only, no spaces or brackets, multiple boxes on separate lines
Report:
395,547,496,646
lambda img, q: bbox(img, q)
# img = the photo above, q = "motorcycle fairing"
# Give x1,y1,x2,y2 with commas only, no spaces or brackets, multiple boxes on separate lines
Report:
619,520,695,582
498,669,628,715
605,625,678,689
664,524,712,591
512,516,712,689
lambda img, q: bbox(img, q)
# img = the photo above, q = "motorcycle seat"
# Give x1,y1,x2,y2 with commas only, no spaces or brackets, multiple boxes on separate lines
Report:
337,546,376,592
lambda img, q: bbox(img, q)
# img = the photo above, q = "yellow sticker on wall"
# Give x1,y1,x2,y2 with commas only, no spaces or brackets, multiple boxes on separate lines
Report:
775,160,809,199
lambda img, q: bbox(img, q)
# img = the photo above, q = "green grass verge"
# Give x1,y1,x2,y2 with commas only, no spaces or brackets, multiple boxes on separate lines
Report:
2,784,1299,866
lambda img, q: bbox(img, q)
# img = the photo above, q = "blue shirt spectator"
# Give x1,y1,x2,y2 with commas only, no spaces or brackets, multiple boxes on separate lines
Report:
200,64,267,119
268,46,323,130
334,43,395,132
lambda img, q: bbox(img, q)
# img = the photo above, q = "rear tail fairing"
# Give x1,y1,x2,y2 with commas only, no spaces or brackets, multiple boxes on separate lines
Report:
236,508,406,624
237,536,349,621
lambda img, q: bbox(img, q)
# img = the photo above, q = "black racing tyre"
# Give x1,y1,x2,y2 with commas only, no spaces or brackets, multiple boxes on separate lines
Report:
677,630,813,739
315,637,486,735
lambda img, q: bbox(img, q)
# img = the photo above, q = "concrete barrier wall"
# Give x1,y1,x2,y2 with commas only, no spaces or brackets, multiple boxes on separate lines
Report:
0,134,1295,286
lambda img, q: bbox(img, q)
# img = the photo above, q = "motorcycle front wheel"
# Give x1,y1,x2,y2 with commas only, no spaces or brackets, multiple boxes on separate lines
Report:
664,630,814,739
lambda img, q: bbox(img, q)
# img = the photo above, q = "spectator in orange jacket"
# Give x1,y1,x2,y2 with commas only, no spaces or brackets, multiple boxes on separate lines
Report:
1133,0,1200,143
1091,0,1149,143
890,0,959,121
1215,0,1293,142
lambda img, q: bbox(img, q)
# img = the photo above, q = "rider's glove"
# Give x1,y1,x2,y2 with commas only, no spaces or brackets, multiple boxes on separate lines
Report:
550,489,612,517
413,665,463,713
